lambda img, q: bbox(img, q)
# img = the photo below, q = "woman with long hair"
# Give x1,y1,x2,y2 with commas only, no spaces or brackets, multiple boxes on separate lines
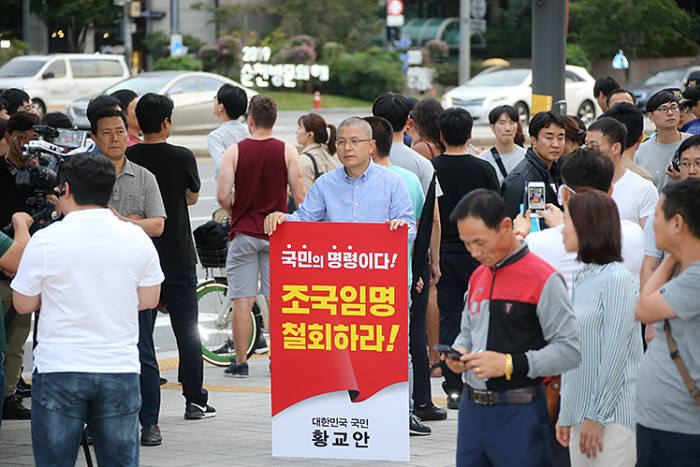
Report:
295,113,339,191
406,98,445,159
564,115,587,156
556,190,642,467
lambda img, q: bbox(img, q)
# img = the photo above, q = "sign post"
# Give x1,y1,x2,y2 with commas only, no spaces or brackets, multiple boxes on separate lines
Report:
270,222,409,462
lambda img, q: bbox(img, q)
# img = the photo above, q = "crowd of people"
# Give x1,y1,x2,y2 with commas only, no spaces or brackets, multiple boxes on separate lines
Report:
0,72,699,467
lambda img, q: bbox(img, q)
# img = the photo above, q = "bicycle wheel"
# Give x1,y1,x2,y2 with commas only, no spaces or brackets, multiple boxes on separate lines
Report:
197,282,257,366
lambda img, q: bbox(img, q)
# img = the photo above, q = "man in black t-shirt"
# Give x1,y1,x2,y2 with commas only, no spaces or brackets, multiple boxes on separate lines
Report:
1,111,40,420
126,93,214,421
431,108,499,409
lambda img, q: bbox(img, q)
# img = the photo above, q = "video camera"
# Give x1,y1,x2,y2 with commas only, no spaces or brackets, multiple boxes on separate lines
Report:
14,124,92,228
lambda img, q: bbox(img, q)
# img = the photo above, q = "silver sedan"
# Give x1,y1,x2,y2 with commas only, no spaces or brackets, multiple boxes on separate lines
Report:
67,71,257,134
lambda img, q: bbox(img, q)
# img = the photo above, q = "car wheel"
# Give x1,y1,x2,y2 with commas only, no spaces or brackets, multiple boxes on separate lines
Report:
577,100,595,126
514,101,530,126
32,99,46,119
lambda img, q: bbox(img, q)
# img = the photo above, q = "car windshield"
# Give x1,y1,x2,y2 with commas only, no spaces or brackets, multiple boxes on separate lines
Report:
638,69,686,86
467,69,530,87
105,75,174,95
0,59,48,78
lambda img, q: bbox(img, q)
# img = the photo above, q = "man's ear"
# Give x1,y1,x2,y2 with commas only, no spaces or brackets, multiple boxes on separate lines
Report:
501,216,513,233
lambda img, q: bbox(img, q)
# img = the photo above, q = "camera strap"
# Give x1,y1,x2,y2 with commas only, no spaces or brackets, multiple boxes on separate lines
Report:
490,147,508,179
664,319,700,410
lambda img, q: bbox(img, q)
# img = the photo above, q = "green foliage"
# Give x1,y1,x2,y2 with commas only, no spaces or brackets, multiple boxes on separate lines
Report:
197,36,243,77
0,40,28,67
323,47,404,101
482,0,532,58
566,43,591,72
144,32,204,62
568,0,699,59
320,42,346,64
260,28,289,58
152,55,203,72
426,39,449,63
433,62,459,87
30,0,120,52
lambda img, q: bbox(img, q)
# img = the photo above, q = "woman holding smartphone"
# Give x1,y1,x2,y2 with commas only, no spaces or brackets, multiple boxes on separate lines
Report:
556,190,642,466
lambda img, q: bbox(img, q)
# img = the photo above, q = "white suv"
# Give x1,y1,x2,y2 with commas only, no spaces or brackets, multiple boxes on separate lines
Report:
0,54,129,118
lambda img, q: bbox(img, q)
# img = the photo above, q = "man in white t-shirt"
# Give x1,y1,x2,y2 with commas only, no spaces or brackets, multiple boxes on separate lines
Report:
587,117,658,228
11,154,164,466
517,148,644,292
478,105,527,186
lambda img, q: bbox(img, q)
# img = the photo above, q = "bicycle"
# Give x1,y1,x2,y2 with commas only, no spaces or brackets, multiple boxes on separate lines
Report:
196,246,268,367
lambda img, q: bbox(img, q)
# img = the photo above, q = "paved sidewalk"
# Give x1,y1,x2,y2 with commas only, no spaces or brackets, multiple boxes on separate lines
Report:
1,355,459,466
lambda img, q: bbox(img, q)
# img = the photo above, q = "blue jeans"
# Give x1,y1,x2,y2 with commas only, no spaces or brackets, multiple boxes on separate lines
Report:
162,266,208,406
31,371,140,467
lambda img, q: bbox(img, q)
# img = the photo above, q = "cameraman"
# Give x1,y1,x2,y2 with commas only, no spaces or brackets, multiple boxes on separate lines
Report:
0,111,40,419
11,153,163,466
89,104,167,446
0,212,32,428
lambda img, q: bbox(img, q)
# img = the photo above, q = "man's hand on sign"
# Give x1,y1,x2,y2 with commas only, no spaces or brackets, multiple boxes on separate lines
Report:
463,350,507,379
542,203,564,227
264,211,287,235
385,219,407,231
441,345,469,373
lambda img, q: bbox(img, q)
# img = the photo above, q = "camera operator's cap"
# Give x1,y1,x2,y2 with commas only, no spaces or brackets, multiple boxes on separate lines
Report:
661,88,688,105
685,71,700,89
86,95,123,124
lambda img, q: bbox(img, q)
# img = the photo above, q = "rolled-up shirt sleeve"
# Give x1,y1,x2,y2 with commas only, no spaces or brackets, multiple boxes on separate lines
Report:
389,176,417,243
525,272,581,378
287,179,327,222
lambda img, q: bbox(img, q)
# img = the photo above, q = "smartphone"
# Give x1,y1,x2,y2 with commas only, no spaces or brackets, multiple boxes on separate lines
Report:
527,181,546,212
433,344,463,360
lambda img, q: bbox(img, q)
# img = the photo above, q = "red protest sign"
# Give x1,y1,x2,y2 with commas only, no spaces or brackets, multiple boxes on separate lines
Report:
270,221,409,461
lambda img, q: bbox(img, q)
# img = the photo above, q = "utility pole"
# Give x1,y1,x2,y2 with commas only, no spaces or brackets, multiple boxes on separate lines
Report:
459,0,471,85
531,0,567,116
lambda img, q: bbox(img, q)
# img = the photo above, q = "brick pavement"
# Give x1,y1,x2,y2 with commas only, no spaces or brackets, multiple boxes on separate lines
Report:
1,355,459,466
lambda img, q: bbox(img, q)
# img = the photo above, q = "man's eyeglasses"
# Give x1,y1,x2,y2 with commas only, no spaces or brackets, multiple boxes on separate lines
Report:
654,104,679,114
557,184,576,206
680,161,700,169
337,138,371,148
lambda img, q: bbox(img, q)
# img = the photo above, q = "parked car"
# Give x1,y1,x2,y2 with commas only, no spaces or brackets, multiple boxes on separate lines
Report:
629,66,700,111
441,65,600,126
0,54,129,118
67,71,257,134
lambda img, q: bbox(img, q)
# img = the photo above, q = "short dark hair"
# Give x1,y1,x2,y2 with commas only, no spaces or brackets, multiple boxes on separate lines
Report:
2,88,30,115
593,76,620,98
682,85,700,105
86,95,122,124
606,88,635,107
58,153,116,207
372,92,410,133
217,84,248,120
678,134,700,159
411,98,445,153
587,116,628,152
89,106,128,134
449,189,507,230
43,111,73,129
528,111,567,140
0,96,8,112
564,115,587,146
7,111,40,134
602,102,644,149
660,178,700,239
567,190,622,264
646,89,679,113
299,112,336,155
0,119,7,140
364,116,393,157
439,107,473,147
488,105,519,125
248,94,277,129
136,93,173,134
110,89,138,111
560,147,614,192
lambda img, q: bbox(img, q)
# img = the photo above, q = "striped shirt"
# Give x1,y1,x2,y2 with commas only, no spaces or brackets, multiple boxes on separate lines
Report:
559,262,642,431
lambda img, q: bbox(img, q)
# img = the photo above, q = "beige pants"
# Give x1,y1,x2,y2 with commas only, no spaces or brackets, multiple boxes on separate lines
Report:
569,422,636,467
1,280,32,396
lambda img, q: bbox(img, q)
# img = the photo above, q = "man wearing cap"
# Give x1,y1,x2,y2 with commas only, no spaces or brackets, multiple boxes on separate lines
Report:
634,89,691,189
680,86,700,135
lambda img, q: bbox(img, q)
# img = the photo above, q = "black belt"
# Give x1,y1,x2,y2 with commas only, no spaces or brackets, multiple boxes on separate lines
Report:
464,385,540,405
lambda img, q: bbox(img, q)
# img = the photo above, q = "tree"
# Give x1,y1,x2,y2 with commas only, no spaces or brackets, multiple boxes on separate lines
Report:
482,0,532,58
568,0,699,59
30,0,120,52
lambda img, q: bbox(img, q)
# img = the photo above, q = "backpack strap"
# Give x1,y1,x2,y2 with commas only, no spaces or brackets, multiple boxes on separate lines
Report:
490,147,508,179
303,152,321,180
664,319,700,410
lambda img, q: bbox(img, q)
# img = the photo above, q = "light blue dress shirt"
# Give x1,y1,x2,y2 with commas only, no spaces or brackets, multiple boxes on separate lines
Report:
287,160,416,243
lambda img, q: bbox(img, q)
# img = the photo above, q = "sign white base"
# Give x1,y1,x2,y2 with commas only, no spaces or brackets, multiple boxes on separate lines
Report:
272,382,409,462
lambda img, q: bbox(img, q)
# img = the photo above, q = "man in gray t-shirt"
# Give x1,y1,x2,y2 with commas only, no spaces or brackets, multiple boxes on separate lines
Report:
635,178,700,465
